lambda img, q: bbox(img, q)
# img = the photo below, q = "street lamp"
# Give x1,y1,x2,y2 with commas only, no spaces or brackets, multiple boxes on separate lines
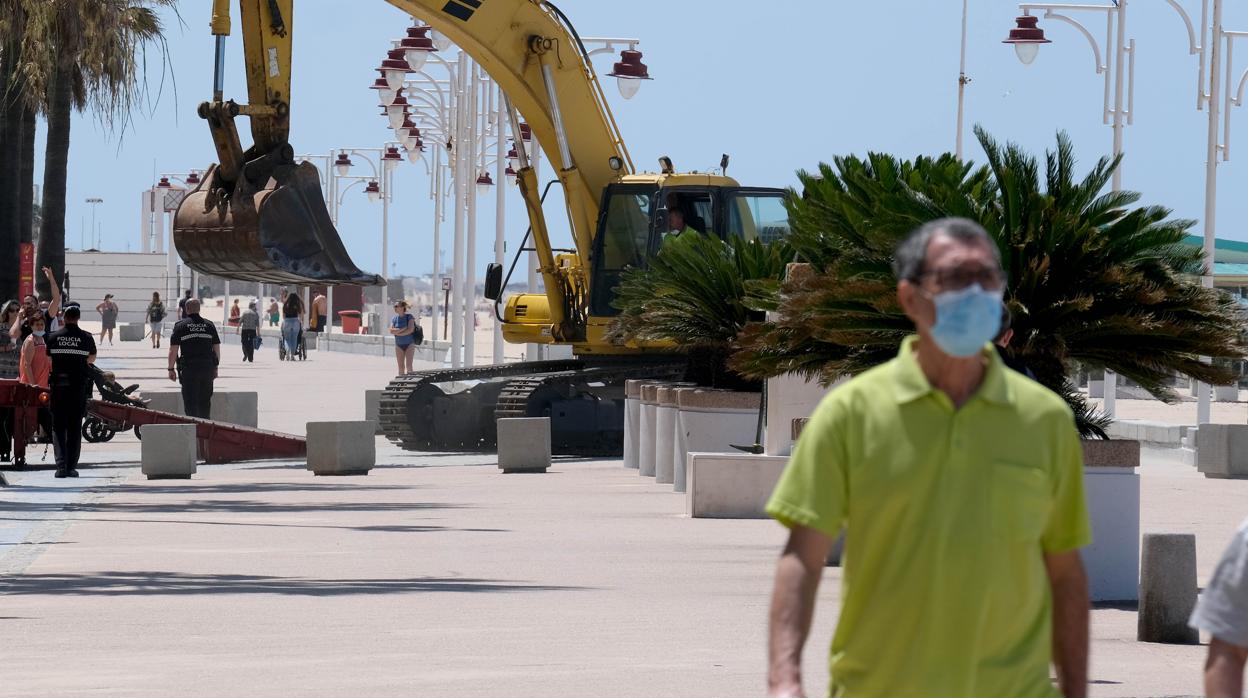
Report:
386,91,410,130
1002,15,1051,65
369,75,395,105
334,151,353,177
85,197,103,250
431,28,452,52
383,146,403,173
379,48,409,91
401,25,437,72
475,172,494,196
364,179,381,203
607,49,651,99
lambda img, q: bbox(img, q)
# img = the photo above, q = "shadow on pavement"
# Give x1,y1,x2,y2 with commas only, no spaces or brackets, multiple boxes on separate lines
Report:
0,499,466,515
0,515,503,534
0,571,587,596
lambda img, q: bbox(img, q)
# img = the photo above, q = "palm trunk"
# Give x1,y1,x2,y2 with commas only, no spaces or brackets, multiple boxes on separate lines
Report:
37,56,73,300
0,34,20,301
19,104,36,244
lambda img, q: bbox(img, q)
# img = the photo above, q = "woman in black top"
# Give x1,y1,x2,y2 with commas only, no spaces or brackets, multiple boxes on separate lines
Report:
280,293,303,359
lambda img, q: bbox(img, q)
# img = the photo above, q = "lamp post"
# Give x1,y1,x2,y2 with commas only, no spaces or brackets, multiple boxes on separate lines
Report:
85,198,103,250
1006,0,1248,425
1003,1,1134,418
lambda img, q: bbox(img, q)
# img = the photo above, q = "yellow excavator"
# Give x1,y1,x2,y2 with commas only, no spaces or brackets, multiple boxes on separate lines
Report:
175,0,788,454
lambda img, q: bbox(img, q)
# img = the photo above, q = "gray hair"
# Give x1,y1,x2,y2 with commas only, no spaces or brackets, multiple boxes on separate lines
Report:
892,217,1000,282
184,299,201,315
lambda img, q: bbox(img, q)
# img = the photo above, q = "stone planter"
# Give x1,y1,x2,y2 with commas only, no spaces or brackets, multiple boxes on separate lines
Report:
1081,439,1141,602
674,389,762,493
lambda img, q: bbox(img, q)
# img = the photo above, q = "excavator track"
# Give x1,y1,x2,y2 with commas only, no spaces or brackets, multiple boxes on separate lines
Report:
378,358,685,456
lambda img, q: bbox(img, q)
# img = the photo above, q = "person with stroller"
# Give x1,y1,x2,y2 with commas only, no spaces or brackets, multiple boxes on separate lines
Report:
280,291,304,361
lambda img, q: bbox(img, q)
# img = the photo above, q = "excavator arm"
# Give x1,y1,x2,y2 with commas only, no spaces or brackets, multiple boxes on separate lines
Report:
176,0,636,339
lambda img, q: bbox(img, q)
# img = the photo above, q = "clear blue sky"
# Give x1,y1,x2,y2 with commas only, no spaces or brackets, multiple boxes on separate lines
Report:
38,0,1248,278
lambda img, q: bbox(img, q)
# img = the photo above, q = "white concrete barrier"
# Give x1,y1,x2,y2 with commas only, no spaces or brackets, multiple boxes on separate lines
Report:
210,392,257,427
306,421,375,476
1196,424,1248,478
497,417,551,473
654,385,693,485
1216,384,1240,402
364,389,383,435
686,452,788,518
140,423,198,480
674,389,761,493
1081,440,1142,602
119,323,146,342
764,373,831,456
638,383,665,477
623,380,644,470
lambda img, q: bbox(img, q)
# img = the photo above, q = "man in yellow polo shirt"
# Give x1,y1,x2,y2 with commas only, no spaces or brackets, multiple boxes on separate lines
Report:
765,218,1091,698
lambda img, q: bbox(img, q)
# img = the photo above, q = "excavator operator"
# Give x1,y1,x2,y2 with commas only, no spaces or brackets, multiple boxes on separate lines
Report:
663,193,705,240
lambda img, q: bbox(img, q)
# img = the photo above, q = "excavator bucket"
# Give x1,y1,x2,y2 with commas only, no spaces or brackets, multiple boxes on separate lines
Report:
172,161,383,286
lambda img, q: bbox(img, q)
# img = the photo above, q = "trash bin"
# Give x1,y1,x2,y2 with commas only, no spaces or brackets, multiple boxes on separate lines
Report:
338,310,361,334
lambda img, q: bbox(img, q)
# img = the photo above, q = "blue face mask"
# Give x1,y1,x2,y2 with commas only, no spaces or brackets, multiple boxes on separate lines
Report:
32,330,45,337
925,283,1004,358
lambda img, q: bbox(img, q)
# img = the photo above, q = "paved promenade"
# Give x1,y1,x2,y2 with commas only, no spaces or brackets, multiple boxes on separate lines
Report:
0,337,1244,696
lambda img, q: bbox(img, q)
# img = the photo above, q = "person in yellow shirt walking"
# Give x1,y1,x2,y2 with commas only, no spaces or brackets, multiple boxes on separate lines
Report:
765,218,1091,698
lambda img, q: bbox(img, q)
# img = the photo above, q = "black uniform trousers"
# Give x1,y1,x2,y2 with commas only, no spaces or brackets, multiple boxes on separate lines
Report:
50,383,88,470
241,329,256,362
180,367,215,419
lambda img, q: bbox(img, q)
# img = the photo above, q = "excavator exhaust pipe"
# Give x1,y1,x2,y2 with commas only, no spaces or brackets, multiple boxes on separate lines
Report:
173,159,383,286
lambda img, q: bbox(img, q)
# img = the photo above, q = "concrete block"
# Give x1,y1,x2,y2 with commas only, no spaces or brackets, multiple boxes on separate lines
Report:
655,386,691,485
623,380,645,470
687,452,788,518
306,421,375,476
638,382,665,477
497,417,551,473
764,373,832,456
209,392,257,427
365,389,383,435
1138,533,1199,644
1197,424,1248,478
143,391,184,415
1216,384,1239,402
1089,379,1104,398
140,423,197,480
303,332,318,351
674,389,761,493
119,323,146,341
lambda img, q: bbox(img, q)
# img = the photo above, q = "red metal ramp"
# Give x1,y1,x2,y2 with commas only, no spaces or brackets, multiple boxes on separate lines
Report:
0,379,306,466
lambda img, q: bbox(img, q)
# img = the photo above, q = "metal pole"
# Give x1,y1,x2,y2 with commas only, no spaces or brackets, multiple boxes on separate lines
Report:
431,146,443,343
1102,0,1129,420
381,159,390,353
465,66,480,368
449,53,467,368
493,84,507,364
956,0,970,159
1197,0,1224,425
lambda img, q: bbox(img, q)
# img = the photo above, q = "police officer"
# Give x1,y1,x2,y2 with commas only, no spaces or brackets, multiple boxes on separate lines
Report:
45,302,96,478
168,299,221,419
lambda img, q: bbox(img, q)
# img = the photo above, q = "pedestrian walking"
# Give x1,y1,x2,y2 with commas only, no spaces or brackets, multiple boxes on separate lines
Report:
177,289,192,320
95,294,119,345
267,298,280,327
1190,518,1248,697
765,218,1091,698
45,303,96,478
389,300,420,375
146,292,167,348
228,298,241,327
237,301,260,362
167,299,220,419
309,292,327,333
280,292,303,360
19,314,54,442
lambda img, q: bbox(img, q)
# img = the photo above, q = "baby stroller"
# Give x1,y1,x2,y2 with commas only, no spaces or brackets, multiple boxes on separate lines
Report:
83,365,149,443
278,326,307,361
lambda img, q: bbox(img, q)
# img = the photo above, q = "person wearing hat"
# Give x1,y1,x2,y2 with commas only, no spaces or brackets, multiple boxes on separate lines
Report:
168,298,221,419
389,300,420,375
95,294,119,345
45,302,96,478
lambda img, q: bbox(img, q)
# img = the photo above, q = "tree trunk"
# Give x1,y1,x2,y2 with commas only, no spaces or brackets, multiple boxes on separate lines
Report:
37,57,74,300
19,104,36,245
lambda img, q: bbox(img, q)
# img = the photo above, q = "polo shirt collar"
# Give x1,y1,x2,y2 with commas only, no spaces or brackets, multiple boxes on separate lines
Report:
892,335,1011,406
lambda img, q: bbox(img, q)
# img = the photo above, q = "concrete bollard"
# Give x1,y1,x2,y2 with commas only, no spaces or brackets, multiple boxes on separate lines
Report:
140,424,198,480
1138,533,1199,644
623,380,645,470
210,392,258,427
364,389,383,435
654,385,692,485
638,383,665,477
674,388,761,493
119,323,146,342
497,417,551,473
143,392,184,415
306,421,375,476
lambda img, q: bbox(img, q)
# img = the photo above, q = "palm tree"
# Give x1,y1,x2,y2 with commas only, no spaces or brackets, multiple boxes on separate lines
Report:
0,0,29,301
609,230,794,389
731,127,1248,437
20,0,174,298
